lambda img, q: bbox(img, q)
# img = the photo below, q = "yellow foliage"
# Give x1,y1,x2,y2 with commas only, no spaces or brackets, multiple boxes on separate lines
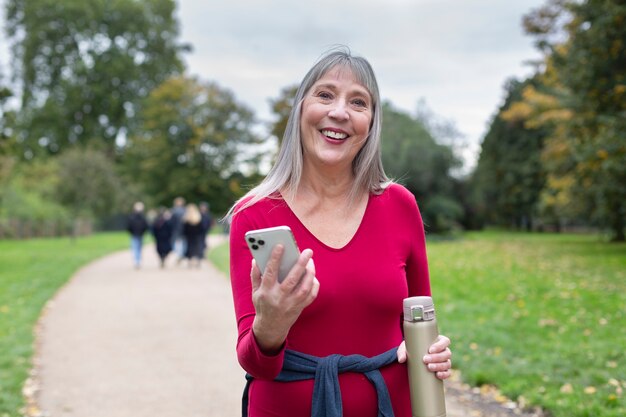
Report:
529,109,573,129
522,85,560,109
597,149,609,160
500,102,533,123
541,174,576,209
500,84,572,129
542,136,571,161
614,84,626,95
229,179,241,194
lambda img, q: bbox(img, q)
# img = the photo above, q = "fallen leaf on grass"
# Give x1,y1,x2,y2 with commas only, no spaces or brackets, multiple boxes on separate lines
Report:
584,386,597,394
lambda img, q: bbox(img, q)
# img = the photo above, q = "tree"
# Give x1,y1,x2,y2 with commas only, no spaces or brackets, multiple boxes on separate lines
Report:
5,0,189,158
55,147,133,233
522,0,626,240
381,102,463,233
0,157,74,238
268,84,298,144
473,78,547,230
0,69,15,152
122,76,263,215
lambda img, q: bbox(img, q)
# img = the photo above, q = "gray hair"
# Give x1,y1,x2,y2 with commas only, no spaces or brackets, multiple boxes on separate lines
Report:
229,47,391,217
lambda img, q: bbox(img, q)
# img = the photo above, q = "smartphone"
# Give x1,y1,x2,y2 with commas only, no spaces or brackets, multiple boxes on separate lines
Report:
245,226,301,283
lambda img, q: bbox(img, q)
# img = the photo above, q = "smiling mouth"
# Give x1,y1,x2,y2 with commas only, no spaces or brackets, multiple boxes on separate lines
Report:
321,129,348,140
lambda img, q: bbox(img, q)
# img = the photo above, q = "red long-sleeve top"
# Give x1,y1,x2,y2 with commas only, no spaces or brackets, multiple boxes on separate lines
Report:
229,183,431,417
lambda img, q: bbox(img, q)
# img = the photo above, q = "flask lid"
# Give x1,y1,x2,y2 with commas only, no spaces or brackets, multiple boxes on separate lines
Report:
403,296,436,322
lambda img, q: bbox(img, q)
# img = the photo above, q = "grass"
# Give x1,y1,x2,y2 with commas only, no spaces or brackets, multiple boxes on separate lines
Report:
207,236,230,274
0,232,129,417
426,231,625,417
2,231,623,417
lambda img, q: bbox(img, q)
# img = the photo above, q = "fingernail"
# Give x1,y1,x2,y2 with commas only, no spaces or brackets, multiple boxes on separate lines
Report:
423,355,431,362
427,363,436,370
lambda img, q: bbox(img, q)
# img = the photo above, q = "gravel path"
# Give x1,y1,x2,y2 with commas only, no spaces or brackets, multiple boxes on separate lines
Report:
28,235,543,417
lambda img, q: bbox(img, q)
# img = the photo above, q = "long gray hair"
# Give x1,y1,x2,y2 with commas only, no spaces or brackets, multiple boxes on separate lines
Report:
229,47,391,217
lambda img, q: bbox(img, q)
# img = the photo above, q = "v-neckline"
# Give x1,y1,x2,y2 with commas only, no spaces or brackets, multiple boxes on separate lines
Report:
280,192,373,251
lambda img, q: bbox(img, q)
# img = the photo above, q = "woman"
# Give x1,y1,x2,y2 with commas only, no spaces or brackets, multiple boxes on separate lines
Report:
228,48,452,417
126,201,149,269
182,203,205,268
151,207,173,268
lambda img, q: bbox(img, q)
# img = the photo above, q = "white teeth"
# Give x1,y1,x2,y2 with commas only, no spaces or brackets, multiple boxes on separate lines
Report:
321,130,348,140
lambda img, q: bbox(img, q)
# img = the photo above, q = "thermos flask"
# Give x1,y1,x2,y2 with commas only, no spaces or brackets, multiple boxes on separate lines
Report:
403,296,446,417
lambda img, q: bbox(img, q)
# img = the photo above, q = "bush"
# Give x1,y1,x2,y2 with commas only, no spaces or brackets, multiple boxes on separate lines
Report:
0,184,74,238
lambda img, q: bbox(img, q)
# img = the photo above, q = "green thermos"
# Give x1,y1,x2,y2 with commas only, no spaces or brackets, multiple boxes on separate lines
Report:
403,296,447,417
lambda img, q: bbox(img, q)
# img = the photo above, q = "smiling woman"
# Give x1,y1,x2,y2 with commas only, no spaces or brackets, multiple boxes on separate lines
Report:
300,66,373,177
225,47,452,417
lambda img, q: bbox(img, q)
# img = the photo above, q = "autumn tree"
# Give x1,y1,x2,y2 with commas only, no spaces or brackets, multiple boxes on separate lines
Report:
122,76,263,214
521,0,626,240
5,0,189,158
473,78,547,230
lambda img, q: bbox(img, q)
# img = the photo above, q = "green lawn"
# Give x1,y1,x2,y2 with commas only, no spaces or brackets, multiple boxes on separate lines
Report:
207,234,230,274
426,232,625,417
1,231,623,417
0,233,129,417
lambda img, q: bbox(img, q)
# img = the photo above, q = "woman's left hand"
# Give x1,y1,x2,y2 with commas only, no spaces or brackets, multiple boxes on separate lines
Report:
397,335,452,380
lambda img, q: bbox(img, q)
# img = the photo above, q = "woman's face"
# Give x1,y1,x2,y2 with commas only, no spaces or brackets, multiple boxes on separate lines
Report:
300,66,373,173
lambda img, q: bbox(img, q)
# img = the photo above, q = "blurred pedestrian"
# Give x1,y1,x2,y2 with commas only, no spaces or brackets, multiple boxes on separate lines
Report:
199,201,213,258
126,201,149,269
152,207,173,268
170,197,187,263
182,203,204,268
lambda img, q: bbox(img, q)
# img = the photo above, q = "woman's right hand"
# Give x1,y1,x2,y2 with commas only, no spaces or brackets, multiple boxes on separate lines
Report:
250,245,319,354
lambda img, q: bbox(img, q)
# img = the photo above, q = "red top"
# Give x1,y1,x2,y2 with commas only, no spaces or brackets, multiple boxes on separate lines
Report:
229,183,431,417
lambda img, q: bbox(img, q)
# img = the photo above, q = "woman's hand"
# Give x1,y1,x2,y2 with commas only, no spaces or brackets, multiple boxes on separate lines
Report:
397,335,452,380
250,245,319,354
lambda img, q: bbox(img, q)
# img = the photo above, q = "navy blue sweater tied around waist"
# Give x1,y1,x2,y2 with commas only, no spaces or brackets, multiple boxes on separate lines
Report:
242,347,399,417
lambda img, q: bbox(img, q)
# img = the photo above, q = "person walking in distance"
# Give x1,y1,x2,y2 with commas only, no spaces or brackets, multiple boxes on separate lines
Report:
199,201,213,258
182,203,205,268
126,201,149,269
151,207,173,268
170,196,186,263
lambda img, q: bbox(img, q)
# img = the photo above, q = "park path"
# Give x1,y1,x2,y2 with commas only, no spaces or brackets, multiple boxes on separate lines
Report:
28,235,535,417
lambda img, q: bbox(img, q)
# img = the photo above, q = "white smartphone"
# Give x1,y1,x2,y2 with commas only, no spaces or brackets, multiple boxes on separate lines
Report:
245,226,301,283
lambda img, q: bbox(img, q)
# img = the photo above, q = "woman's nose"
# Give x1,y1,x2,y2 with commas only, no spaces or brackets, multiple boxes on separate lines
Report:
328,102,349,121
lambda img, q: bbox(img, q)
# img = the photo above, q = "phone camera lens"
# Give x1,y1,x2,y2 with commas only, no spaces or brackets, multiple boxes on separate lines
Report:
248,237,256,243
258,240,265,245
251,244,259,250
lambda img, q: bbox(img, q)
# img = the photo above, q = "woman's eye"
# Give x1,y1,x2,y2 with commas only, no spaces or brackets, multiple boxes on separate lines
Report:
317,91,333,99
352,98,368,107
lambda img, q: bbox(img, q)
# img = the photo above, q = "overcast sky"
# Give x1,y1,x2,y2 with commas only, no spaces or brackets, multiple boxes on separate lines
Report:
1,0,546,171
176,0,545,171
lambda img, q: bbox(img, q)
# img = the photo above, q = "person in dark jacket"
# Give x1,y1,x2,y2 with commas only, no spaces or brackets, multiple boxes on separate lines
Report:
126,201,149,269
170,196,187,263
151,207,173,268
182,203,204,268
